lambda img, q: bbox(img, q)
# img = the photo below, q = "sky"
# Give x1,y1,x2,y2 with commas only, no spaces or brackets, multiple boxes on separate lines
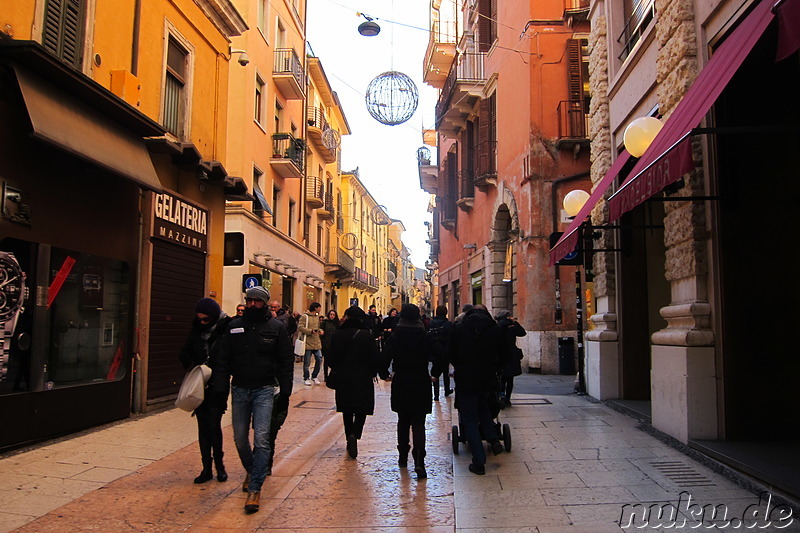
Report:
306,0,439,268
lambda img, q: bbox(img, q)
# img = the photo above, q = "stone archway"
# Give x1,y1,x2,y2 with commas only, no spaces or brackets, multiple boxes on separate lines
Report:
488,187,520,315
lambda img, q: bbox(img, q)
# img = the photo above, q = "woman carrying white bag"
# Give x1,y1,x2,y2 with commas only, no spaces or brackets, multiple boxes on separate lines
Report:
178,298,232,484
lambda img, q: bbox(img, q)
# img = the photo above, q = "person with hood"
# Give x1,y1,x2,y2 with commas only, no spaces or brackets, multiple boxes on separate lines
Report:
214,286,293,513
179,298,232,484
381,307,399,345
453,303,474,323
495,310,527,407
363,304,383,341
448,304,510,475
380,303,434,479
327,306,380,459
319,309,340,380
298,302,324,385
428,305,453,400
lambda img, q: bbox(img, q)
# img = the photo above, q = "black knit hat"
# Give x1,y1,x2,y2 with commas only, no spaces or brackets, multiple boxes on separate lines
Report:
195,297,221,319
400,303,420,321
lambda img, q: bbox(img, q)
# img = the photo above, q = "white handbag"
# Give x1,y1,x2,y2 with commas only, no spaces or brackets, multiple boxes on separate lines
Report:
175,364,212,412
294,315,309,356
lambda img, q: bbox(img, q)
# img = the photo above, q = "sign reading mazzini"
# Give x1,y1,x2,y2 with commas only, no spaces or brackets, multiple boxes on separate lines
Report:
152,192,208,252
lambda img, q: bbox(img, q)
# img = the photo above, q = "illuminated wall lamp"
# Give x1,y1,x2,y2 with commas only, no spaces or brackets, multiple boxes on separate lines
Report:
563,189,590,217
623,116,663,158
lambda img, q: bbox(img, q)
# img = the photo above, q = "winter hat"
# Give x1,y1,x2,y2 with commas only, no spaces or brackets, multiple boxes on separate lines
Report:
344,306,365,320
400,303,420,321
245,286,271,303
195,297,221,319
494,309,511,321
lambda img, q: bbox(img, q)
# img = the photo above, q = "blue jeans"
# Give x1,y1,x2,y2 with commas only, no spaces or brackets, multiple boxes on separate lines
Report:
303,349,322,380
231,385,275,493
458,390,499,466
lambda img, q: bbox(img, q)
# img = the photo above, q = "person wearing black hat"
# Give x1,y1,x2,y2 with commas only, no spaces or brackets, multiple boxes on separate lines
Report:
326,305,380,459
179,297,232,484
380,303,434,479
214,285,294,513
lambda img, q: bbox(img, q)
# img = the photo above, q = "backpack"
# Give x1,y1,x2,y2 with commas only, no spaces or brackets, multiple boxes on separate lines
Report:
427,324,449,362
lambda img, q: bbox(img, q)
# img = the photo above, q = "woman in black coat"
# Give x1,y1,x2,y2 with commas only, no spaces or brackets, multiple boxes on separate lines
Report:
381,303,433,479
495,310,527,407
326,306,380,459
178,298,232,484
380,308,399,345
319,309,340,380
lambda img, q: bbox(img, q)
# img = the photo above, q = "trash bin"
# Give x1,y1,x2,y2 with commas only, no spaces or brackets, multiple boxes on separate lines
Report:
558,337,575,375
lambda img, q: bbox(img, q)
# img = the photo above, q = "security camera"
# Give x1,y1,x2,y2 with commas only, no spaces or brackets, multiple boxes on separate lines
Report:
231,49,249,66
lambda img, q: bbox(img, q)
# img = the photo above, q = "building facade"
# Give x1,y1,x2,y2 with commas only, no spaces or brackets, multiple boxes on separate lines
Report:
551,0,799,497
423,0,592,372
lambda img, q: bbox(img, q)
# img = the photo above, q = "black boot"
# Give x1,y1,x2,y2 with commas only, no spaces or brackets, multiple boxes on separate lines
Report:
412,449,427,480
397,445,410,468
214,453,227,482
194,457,213,484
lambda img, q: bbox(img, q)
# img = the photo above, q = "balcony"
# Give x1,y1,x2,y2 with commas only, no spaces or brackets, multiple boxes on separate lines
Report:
273,48,305,99
307,106,338,163
435,52,486,138
423,19,458,89
556,100,590,150
325,245,354,277
456,170,475,211
417,148,438,194
306,176,324,208
271,133,304,178
354,267,379,292
475,140,497,191
317,191,334,220
564,0,590,22
440,193,457,230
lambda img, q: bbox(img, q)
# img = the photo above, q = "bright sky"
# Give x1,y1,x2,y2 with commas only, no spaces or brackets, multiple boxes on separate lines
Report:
306,0,439,268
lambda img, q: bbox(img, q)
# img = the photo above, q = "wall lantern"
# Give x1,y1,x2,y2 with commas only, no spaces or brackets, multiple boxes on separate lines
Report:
623,116,663,158
563,189,590,217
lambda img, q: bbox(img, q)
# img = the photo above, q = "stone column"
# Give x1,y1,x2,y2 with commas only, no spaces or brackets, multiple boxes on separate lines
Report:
586,11,620,399
650,0,717,442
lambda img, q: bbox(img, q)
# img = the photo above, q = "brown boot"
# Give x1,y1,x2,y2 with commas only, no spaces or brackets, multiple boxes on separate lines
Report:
244,491,260,513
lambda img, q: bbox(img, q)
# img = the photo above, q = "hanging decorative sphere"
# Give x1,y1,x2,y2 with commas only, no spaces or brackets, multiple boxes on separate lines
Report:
365,71,419,126
563,189,590,216
417,146,431,164
623,116,663,157
322,128,341,149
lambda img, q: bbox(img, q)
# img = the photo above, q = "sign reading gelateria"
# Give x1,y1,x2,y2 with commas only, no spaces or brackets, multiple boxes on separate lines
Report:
152,192,208,252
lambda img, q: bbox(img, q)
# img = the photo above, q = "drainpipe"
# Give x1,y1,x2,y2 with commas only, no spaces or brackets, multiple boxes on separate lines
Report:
131,0,141,75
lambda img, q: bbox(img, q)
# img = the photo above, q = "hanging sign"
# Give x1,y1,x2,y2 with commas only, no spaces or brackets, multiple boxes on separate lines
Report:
152,192,208,253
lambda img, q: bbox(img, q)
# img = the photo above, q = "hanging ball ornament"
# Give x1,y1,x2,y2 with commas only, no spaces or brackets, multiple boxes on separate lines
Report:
365,71,419,126
623,116,663,157
322,127,341,150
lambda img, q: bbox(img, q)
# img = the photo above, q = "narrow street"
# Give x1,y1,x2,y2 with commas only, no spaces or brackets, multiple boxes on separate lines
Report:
0,371,797,532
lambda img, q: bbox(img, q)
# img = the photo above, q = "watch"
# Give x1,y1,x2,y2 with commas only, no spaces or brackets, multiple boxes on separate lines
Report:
0,251,27,381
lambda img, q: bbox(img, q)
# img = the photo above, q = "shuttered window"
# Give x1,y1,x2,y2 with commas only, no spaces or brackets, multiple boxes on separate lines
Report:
164,37,188,137
43,0,85,69
477,0,497,52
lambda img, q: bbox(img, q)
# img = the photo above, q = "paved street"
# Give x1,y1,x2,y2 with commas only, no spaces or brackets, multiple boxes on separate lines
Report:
0,371,797,532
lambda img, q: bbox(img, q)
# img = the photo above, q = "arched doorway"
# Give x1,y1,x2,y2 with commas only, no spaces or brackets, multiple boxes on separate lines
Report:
489,190,520,315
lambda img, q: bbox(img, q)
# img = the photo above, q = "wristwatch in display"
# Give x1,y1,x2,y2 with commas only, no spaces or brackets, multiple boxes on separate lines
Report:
0,251,27,381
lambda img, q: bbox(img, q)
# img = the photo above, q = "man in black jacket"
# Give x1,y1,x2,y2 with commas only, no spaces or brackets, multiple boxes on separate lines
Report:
214,286,293,513
448,305,510,475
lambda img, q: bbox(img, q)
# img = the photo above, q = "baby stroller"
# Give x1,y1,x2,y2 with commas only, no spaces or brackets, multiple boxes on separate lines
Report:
451,376,512,454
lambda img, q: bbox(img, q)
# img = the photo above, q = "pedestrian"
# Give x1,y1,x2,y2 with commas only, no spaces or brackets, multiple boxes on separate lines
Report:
214,286,294,513
178,297,232,484
380,303,434,479
235,303,245,317
319,309,340,380
454,303,474,323
298,302,324,385
381,307,399,344
448,304,509,475
363,304,382,341
428,305,453,401
495,310,526,407
327,305,380,459
270,301,298,337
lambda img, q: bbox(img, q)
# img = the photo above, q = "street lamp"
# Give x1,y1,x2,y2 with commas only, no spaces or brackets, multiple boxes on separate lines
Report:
563,190,591,395
623,116,663,157
357,13,381,36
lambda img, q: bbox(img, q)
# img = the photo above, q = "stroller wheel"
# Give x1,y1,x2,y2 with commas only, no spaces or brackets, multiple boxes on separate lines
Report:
452,425,460,455
502,423,512,452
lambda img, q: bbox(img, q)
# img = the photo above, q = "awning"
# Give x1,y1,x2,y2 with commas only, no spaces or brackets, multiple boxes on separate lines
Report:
549,150,632,265
607,0,785,222
13,64,162,191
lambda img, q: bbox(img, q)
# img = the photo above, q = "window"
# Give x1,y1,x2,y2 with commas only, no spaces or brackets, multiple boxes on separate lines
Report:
618,0,655,60
288,199,295,237
336,192,343,231
477,0,497,52
255,75,265,124
316,225,323,256
303,213,311,247
164,36,188,138
276,18,287,48
257,0,270,39
252,167,272,217
272,186,280,227
274,100,283,133
43,0,86,69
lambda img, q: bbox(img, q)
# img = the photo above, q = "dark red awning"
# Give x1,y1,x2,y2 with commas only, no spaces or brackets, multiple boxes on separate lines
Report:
607,0,782,222
549,151,632,266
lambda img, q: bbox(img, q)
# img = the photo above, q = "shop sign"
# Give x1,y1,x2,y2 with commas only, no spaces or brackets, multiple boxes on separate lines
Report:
152,192,208,252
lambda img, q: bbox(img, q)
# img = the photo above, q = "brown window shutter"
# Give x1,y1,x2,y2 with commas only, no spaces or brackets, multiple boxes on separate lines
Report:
566,39,583,102
43,0,84,69
478,0,492,52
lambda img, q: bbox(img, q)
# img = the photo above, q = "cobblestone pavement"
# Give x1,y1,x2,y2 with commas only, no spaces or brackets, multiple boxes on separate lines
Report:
0,372,797,532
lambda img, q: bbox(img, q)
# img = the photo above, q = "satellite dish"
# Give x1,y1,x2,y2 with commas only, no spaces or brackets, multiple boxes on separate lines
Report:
341,232,359,250
385,271,396,284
